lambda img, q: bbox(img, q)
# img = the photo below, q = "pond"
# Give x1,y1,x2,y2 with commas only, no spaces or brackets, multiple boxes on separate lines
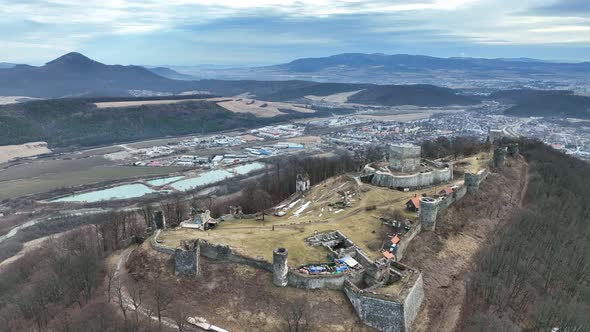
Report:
229,162,266,175
169,169,234,191
51,183,160,203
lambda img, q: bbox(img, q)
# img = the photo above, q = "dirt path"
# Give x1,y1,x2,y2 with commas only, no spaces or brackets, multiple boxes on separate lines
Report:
402,158,528,332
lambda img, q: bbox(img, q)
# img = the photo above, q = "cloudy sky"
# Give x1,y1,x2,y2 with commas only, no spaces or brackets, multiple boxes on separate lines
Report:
1,0,589,65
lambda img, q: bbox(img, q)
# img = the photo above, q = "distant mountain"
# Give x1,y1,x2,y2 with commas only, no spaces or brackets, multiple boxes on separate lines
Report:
189,53,589,85
146,67,196,80
272,53,590,74
0,52,196,98
0,62,15,69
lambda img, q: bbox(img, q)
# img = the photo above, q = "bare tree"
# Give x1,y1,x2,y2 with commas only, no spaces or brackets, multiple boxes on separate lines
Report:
282,299,312,332
105,265,117,303
128,282,144,324
150,281,173,330
140,203,155,230
113,278,128,322
171,301,192,332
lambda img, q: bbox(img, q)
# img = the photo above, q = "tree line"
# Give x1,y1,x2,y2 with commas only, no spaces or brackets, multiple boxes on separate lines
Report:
464,139,590,331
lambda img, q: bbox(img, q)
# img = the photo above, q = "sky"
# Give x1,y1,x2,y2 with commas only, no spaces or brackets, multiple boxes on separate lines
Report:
1,0,589,66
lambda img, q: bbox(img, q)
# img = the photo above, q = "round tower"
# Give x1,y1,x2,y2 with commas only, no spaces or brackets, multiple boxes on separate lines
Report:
272,247,289,287
464,172,480,194
419,197,438,231
507,143,519,157
493,148,506,167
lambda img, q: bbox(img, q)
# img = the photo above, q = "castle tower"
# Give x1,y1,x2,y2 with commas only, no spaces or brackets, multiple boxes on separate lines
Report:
174,240,200,277
389,144,421,173
296,174,310,193
507,143,519,157
272,247,289,287
464,172,480,194
493,147,507,167
419,197,438,231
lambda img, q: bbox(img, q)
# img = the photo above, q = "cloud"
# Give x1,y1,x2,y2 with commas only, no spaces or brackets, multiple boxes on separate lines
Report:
0,0,589,64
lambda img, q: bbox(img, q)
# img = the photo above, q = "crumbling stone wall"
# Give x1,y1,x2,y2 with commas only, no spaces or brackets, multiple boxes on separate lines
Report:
494,147,507,167
464,168,489,194
174,240,200,277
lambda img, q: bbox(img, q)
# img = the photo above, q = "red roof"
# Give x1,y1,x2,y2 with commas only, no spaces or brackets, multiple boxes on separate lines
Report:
439,187,454,196
383,251,394,260
391,235,400,245
407,197,421,209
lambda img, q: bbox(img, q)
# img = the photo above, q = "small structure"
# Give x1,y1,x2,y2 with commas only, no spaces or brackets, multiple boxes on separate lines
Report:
389,144,422,173
296,173,310,193
405,197,421,212
182,209,217,231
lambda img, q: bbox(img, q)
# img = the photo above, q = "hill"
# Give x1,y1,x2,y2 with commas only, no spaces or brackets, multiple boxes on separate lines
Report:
495,90,590,119
0,98,285,147
0,52,197,98
347,84,478,106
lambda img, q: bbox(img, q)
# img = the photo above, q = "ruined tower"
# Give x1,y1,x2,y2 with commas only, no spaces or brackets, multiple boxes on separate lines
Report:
464,172,480,194
419,197,438,231
507,143,519,157
493,147,507,167
174,240,200,277
389,144,421,173
272,247,289,287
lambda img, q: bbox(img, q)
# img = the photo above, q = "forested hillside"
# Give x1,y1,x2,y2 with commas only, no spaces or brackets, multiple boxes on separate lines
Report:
494,89,590,119
0,99,287,147
464,140,590,331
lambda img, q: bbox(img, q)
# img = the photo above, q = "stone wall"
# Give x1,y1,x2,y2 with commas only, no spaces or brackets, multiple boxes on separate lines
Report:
150,230,175,255
395,222,421,261
149,230,273,272
287,270,348,289
403,273,424,330
344,281,405,332
370,167,453,190
464,168,489,194
437,185,467,211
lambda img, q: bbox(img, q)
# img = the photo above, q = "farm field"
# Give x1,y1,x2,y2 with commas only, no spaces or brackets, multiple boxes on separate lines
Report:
0,141,51,163
216,98,315,117
0,158,179,199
